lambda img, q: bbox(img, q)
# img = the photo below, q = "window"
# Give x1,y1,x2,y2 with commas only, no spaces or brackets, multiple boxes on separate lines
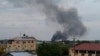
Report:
28,41,30,43
18,46,20,47
32,41,34,43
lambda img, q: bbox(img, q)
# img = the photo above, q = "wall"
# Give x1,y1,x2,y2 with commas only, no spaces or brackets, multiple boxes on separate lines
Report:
6,40,36,52
69,48,97,56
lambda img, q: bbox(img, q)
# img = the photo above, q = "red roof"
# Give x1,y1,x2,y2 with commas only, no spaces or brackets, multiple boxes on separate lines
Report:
75,43,100,51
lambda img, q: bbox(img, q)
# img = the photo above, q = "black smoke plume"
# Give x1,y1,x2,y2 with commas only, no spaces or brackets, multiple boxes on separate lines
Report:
51,31,66,42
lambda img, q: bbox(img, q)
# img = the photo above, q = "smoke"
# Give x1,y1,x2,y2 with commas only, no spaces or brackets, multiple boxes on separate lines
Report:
8,0,86,41
35,0,86,41
51,31,65,42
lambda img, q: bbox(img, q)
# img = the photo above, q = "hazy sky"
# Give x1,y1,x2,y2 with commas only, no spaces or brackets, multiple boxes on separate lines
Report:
0,0,100,40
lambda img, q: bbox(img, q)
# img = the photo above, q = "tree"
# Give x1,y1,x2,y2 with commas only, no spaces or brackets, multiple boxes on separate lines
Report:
37,42,69,56
60,44,69,56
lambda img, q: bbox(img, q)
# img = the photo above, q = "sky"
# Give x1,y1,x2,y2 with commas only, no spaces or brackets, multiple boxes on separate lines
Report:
0,0,100,40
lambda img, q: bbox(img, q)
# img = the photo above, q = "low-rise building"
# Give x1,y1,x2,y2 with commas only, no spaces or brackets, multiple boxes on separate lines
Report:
5,34,36,52
69,43,100,56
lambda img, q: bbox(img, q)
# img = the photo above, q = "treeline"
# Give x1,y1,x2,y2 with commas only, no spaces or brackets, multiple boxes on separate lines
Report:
64,40,100,44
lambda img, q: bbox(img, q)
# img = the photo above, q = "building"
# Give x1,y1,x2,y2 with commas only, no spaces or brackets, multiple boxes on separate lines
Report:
0,40,7,48
69,43,100,56
5,34,36,52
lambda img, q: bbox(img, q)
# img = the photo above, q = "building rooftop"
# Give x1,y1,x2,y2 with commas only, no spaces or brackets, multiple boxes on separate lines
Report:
10,37,36,40
9,34,36,40
74,43,100,51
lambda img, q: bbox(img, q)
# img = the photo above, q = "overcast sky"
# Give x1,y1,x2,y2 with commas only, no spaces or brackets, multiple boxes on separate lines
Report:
0,0,100,40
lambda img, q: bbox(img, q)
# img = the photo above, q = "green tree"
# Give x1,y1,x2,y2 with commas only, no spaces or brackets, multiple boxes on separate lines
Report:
60,44,69,56
37,42,69,56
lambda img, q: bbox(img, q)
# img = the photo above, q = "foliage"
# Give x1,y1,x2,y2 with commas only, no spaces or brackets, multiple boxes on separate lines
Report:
60,44,69,55
0,47,4,54
37,42,69,56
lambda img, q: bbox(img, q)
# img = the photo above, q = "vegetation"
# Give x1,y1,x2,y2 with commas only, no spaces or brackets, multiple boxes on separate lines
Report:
0,46,13,56
36,42,69,56
0,47,4,54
